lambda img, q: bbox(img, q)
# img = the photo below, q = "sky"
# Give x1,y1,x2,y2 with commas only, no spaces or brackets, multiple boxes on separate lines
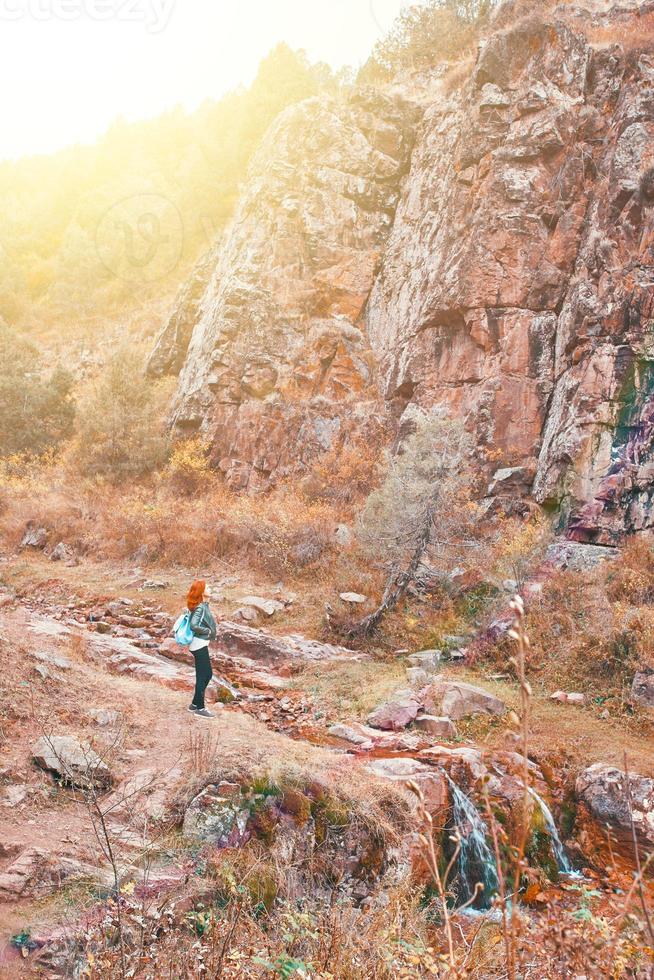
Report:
0,0,411,160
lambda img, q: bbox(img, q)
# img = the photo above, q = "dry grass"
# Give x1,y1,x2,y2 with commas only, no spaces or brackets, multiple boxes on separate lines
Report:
441,56,475,97
472,541,654,729
292,658,407,719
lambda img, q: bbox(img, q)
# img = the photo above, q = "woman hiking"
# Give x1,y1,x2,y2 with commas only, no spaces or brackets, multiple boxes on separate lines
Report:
186,579,218,719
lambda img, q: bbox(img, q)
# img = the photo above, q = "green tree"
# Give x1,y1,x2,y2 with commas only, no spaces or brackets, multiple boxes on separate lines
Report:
360,0,495,82
0,45,341,336
349,407,475,637
74,349,170,481
0,321,74,456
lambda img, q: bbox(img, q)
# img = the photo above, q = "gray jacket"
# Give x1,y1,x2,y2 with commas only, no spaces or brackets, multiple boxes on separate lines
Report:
189,602,217,641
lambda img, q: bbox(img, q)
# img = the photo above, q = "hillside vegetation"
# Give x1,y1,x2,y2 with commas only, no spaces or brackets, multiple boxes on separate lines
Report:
0,44,345,344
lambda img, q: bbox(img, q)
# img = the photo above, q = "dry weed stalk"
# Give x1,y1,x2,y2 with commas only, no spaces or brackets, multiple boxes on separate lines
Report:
407,779,458,972
506,594,531,980
186,726,218,775
622,752,654,951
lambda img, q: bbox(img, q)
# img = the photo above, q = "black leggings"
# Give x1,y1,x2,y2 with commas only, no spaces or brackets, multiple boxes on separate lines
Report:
192,647,212,709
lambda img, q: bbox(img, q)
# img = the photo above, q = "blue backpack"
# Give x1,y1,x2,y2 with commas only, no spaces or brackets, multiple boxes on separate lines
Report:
173,611,194,646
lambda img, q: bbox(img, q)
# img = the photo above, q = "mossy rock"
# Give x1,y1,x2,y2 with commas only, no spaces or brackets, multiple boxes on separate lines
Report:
280,788,312,825
525,806,559,882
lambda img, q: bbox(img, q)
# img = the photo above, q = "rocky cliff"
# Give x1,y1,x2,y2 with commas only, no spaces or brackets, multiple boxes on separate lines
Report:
150,0,654,542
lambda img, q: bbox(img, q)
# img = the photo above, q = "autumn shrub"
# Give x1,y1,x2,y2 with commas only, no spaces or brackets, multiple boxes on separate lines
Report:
302,421,389,511
164,436,213,496
605,536,654,604
226,491,337,577
0,452,88,552
477,557,654,704
495,515,552,590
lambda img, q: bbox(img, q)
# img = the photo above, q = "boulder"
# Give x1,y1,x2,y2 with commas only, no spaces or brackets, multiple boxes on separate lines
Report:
50,542,74,562
550,691,586,705
631,668,654,708
576,764,654,847
239,596,285,617
407,650,441,670
31,736,112,790
182,783,252,847
20,524,47,549
406,667,430,687
413,715,457,739
88,708,120,727
234,605,261,623
367,690,421,731
334,524,353,547
339,593,367,604
422,681,507,721
2,784,29,807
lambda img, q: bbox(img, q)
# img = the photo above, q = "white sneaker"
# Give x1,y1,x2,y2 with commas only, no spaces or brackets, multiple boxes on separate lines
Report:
195,708,216,719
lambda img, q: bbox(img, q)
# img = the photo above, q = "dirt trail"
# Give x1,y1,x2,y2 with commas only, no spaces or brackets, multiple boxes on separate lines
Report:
0,588,360,970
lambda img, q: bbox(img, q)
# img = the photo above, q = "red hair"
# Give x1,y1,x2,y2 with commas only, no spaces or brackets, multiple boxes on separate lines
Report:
187,580,206,611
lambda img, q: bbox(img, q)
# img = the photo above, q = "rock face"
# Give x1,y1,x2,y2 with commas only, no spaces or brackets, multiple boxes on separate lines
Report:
576,763,654,847
367,5,654,542
153,88,417,493
153,1,654,537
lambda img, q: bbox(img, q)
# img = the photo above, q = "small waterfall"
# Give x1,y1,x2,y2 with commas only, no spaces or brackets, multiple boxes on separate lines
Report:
444,774,500,909
528,788,574,875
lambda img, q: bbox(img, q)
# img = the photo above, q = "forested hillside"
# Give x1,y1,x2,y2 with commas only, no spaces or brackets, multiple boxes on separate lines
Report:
0,44,344,342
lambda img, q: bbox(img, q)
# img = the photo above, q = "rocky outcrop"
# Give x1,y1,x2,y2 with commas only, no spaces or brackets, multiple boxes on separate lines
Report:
31,736,112,790
214,620,364,664
154,88,418,492
632,667,654,707
368,4,654,540
576,763,654,847
0,848,106,902
328,722,428,751
155,0,654,536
